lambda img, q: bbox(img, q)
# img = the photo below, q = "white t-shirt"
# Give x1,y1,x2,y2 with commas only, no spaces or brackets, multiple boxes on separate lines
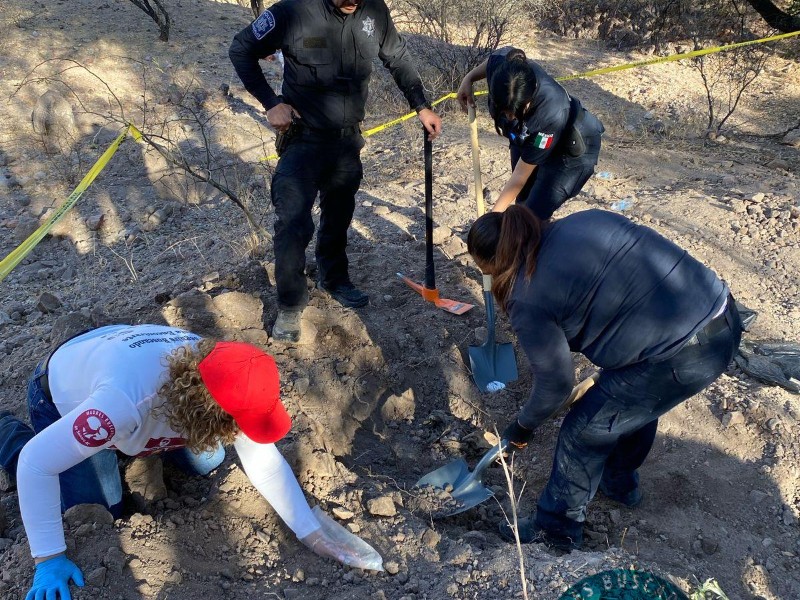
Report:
17,325,319,558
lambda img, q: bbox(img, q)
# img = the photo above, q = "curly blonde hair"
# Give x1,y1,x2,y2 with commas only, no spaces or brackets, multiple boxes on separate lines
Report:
157,339,239,453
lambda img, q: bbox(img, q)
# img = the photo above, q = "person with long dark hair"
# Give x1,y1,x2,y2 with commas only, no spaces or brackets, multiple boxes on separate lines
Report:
457,47,604,219
467,206,742,551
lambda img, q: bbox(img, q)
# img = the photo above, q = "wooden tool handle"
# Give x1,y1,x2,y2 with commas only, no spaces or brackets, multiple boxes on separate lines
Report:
468,104,485,218
566,371,600,406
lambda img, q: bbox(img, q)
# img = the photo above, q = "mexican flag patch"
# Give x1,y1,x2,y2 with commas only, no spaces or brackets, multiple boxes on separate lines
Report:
533,132,554,149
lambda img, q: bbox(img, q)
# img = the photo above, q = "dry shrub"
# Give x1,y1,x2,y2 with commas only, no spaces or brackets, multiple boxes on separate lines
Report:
540,0,769,52
391,0,539,92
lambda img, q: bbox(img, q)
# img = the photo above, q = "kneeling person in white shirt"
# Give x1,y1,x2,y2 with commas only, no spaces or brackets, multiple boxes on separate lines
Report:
0,324,358,600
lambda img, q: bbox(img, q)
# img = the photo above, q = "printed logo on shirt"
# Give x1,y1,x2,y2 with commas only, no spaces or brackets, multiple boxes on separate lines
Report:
362,16,375,37
137,437,186,457
252,10,276,40
533,132,554,150
73,409,116,447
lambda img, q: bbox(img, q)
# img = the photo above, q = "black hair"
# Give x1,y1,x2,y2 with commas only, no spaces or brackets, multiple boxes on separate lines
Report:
488,48,537,137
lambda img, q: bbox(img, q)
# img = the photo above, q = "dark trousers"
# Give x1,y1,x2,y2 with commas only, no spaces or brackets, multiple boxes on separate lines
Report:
0,362,224,518
271,132,365,309
535,300,742,540
511,132,601,220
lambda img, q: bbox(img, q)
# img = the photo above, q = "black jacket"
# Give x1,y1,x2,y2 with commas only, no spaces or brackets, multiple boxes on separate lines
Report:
229,0,429,130
487,47,604,165
508,209,727,430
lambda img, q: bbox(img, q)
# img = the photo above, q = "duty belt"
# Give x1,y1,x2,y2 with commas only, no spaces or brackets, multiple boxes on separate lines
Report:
684,297,734,347
302,125,361,139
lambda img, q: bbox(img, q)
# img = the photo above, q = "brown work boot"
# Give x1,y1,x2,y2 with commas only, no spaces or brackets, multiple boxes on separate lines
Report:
273,309,303,343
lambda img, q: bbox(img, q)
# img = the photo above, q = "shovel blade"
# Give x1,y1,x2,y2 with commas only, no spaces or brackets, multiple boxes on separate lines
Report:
468,341,518,391
448,481,496,515
434,297,474,315
414,458,496,517
415,458,470,490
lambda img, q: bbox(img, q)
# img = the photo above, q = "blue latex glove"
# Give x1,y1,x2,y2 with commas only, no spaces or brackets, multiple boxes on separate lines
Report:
26,554,84,600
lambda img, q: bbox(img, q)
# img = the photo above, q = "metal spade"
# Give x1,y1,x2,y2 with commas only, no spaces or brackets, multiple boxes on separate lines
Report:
414,372,600,517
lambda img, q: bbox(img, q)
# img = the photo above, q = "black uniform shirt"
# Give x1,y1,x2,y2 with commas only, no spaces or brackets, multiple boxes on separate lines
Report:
229,0,428,130
507,209,728,430
487,47,603,165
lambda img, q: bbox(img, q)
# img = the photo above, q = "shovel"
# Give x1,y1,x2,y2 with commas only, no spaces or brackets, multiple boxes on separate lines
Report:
414,372,600,517
466,104,518,392
398,128,474,316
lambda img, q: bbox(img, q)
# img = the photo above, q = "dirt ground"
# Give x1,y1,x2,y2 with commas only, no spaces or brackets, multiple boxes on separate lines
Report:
1,1,799,599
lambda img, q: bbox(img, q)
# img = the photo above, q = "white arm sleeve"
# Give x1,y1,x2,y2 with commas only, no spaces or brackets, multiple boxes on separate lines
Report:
233,435,320,539
17,393,138,558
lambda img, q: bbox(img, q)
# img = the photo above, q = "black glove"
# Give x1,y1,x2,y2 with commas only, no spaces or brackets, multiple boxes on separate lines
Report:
502,420,534,449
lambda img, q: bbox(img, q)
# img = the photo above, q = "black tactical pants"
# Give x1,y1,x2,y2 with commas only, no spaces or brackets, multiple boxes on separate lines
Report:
534,298,742,542
271,132,364,309
511,132,602,220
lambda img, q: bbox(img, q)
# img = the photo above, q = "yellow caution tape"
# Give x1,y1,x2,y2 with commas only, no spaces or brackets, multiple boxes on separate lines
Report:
555,29,800,81
262,29,797,161
0,124,139,282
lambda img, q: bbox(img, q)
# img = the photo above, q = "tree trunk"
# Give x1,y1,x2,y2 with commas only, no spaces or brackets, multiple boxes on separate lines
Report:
744,0,800,32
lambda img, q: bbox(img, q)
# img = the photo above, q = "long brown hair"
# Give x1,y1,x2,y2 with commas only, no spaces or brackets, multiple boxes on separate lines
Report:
467,205,543,311
157,339,239,453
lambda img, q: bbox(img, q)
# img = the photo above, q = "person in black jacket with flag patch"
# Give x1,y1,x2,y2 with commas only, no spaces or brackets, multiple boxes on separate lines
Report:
230,0,441,343
457,47,604,220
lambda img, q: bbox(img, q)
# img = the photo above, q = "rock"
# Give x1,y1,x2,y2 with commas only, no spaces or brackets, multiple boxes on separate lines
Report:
64,504,114,528
371,591,388,600
721,411,745,427
701,536,719,555
441,235,468,257
50,312,94,344
0,504,6,536
294,377,310,395
432,226,451,246
86,566,107,587
124,456,168,511
0,467,13,493
14,216,38,243
31,90,77,154
166,570,183,584
781,129,800,147
381,389,416,422
751,192,766,203
384,561,400,575
85,214,105,231
36,292,63,313
346,522,361,533
103,546,127,574
422,528,441,548
749,490,768,503
366,496,396,517
766,159,789,171
212,291,264,330
331,507,354,520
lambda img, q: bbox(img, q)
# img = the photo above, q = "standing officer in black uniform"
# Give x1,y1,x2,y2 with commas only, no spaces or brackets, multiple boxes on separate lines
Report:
230,0,442,342
457,47,604,220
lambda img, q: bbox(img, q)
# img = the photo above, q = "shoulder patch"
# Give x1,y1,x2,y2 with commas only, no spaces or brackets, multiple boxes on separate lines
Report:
252,10,276,40
532,132,554,150
73,409,116,447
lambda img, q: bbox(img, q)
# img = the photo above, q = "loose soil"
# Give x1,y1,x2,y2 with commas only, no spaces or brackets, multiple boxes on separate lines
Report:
0,2,799,599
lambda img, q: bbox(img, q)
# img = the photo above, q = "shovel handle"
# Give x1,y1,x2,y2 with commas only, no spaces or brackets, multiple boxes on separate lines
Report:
566,371,600,406
468,104,485,217
471,438,510,483
424,127,435,290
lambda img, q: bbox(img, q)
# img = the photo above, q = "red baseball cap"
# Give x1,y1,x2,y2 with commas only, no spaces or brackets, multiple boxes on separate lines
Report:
197,342,291,444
